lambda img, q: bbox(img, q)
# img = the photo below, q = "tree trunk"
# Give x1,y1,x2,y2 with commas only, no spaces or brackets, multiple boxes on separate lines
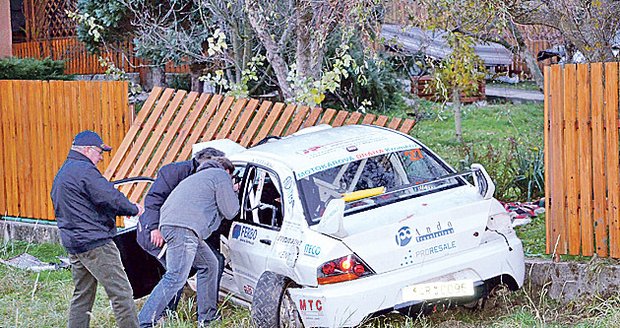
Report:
143,66,166,91
245,1,293,99
509,22,543,90
189,64,204,92
452,86,463,143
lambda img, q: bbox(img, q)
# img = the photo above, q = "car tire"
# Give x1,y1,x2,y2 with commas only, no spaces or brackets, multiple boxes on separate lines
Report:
251,271,303,328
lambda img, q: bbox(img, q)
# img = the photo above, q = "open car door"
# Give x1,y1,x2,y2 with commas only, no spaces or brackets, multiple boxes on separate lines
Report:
110,176,165,299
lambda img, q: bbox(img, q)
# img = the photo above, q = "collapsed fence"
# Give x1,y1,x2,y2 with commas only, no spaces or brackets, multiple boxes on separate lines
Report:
104,87,416,226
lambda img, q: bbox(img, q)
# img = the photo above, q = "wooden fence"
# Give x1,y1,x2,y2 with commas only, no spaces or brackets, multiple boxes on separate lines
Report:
12,38,190,75
544,63,620,258
0,80,131,221
104,87,416,226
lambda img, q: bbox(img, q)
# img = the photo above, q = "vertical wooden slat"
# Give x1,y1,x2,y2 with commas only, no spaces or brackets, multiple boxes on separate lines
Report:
119,90,188,195
577,64,594,256
398,119,416,134
319,108,337,125
216,98,248,140
162,93,213,164
375,115,389,126
331,111,349,127
4,82,19,216
284,106,309,136
604,62,620,257
105,87,172,180
36,81,50,219
129,92,199,200
22,81,36,218
240,101,272,147
344,112,363,125
271,104,297,136
177,95,224,162
591,63,608,257
229,99,260,143
361,113,377,125
387,117,403,130
301,107,322,128
201,96,236,142
252,103,285,145
549,64,565,254
0,81,9,215
563,64,580,255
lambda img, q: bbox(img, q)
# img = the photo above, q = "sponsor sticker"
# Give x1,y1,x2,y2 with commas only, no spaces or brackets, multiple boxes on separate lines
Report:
231,224,257,245
243,284,254,296
298,297,325,321
415,240,457,257
415,221,455,243
395,226,412,247
303,244,321,257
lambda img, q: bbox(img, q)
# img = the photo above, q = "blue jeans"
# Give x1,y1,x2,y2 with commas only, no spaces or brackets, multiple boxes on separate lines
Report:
138,226,220,327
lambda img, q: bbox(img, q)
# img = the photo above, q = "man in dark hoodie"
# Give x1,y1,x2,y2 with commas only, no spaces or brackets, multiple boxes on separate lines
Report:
51,130,144,328
138,157,239,327
136,147,225,312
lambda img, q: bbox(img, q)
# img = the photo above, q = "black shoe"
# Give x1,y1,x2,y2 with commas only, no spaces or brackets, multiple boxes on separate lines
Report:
199,314,222,327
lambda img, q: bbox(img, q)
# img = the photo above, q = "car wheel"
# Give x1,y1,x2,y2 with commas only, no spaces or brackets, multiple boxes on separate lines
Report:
251,271,303,328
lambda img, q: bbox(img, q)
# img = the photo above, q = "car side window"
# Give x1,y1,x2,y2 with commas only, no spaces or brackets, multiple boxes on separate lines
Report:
242,166,284,230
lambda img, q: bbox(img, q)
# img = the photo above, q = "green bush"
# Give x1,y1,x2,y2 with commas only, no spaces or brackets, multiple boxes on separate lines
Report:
0,57,72,80
458,139,544,202
322,30,403,113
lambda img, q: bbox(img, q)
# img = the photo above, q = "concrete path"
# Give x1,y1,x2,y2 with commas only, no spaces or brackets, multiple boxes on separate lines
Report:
486,86,544,104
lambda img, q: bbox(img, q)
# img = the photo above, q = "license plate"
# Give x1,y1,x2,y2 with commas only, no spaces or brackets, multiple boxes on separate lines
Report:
402,280,475,301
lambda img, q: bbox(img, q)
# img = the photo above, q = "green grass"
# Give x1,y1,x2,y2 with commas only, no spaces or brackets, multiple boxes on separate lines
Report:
2,241,620,327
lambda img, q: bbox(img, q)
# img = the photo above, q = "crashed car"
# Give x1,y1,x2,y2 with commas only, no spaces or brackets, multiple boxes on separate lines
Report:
117,124,525,327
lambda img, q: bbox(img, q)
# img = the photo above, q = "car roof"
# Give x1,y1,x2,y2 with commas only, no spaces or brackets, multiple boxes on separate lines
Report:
233,125,421,178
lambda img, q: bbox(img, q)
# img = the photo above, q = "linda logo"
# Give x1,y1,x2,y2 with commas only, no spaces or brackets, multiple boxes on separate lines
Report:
396,226,412,247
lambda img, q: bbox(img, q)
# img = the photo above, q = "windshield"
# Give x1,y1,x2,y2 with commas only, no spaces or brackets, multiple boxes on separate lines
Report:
297,147,464,224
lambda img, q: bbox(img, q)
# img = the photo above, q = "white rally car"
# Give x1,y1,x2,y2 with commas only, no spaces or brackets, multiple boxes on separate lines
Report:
118,124,524,327
196,124,525,327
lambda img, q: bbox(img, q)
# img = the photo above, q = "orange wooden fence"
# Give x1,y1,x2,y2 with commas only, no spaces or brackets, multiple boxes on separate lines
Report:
0,80,131,220
544,63,620,259
12,37,190,75
104,87,416,226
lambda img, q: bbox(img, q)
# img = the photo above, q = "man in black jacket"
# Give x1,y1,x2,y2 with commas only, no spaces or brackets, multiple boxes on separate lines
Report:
136,147,225,312
51,130,145,328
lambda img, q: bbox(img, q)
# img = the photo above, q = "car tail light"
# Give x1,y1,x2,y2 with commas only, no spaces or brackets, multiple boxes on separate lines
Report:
317,254,374,285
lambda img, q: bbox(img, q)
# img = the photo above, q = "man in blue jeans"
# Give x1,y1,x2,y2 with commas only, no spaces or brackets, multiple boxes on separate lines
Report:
139,157,239,327
136,147,225,312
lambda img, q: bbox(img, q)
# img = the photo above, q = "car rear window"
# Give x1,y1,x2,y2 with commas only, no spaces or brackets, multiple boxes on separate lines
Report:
297,148,464,224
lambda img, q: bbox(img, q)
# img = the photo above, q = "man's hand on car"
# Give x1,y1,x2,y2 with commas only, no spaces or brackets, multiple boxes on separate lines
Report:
150,229,165,247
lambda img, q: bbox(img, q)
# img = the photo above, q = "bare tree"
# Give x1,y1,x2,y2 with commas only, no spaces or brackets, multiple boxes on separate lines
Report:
507,0,620,62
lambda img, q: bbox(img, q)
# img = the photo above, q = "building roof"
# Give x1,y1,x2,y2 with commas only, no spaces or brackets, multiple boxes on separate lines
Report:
381,24,513,66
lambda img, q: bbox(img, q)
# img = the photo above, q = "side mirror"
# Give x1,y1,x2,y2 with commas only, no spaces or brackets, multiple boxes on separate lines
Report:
471,164,495,200
311,198,348,238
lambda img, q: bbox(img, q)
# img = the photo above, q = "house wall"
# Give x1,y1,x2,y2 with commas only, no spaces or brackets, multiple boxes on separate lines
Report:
0,0,12,57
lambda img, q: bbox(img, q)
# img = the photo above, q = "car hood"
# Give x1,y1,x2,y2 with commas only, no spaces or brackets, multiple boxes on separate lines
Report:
333,186,495,274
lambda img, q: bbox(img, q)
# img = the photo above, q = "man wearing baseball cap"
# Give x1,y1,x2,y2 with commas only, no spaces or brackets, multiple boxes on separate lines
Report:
51,130,144,328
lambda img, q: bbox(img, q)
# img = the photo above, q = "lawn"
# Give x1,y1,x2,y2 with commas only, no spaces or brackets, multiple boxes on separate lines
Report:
2,240,620,327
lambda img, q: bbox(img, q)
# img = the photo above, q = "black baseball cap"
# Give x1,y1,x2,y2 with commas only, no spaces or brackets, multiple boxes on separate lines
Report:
72,130,112,151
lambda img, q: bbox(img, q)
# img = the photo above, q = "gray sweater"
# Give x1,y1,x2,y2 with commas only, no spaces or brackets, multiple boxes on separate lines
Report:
159,162,240,239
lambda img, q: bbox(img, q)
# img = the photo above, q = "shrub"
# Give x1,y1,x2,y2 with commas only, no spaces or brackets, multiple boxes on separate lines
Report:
322,30,403,113
458,140,544,202
0,57,72,80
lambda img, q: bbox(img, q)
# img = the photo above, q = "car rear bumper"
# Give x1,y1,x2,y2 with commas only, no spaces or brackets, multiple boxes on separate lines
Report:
287,235,524,327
